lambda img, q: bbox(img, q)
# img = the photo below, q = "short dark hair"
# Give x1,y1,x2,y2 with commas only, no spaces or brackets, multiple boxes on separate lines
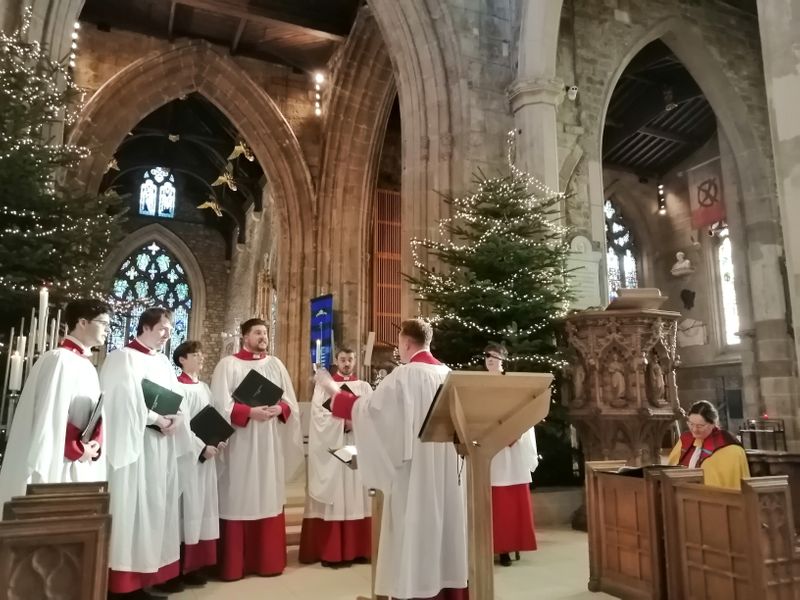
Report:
136,307,173,335
64,299,112,332
483,342,508,360
241,318,268,336
399,318,433,347
173,340,202,367
336,346,355,357
687,400,719,425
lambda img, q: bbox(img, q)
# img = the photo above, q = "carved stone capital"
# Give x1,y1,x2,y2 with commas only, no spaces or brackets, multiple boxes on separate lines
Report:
508,77,565,112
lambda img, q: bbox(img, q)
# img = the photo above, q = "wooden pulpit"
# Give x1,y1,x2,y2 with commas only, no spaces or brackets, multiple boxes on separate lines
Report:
420,371,553,600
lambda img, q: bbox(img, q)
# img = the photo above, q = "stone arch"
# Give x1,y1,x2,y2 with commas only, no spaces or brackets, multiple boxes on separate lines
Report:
596,18,780,415
369,0,467,314
103,223,207,342
69,39,315,383
316,7,396,355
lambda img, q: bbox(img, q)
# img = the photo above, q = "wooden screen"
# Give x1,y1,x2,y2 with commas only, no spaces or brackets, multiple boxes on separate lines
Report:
372,189,401,346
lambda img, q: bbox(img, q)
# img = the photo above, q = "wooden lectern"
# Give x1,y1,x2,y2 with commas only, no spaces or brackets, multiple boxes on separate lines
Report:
420,371,553,600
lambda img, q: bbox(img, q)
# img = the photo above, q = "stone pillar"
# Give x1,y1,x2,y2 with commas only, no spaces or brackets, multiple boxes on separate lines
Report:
508,79,564,190
756,0,800,436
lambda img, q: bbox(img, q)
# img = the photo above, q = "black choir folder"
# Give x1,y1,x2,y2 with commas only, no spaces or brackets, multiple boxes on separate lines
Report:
190,406,235,447
321,383,353,412
141,379,183,416
233,369,283,407
80,394,104,444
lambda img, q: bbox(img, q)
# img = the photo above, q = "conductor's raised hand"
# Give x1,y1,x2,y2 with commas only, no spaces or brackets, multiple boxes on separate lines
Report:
314,368,340,397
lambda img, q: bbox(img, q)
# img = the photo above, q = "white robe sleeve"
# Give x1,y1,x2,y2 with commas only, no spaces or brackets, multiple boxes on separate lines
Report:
99,350,148,470
210,358,235,423
351,369,410,491
522,427,539,473
307,384,345,504
274,359,304,480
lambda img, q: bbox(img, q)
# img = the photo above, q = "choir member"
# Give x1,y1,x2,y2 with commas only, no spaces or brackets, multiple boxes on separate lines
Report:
300,347,372,568
156,341,225,593
210,318,303,581
319,318,468,600
484,343,538,567
0,299,110,505
101,307,192,600
668,400,750,489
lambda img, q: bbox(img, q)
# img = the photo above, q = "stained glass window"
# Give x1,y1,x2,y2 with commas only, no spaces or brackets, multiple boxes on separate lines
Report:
717,228,740,346
139,167,176,218
604,199,639,301
107,241,192,358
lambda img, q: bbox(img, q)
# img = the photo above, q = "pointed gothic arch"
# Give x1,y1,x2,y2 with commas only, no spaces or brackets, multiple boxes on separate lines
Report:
69,39,315,383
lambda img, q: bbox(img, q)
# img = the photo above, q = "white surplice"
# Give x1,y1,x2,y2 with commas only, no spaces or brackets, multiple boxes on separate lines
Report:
176,378,219,545
350,360,468,599
491,427,539,486
210,355,303,520
100,347,192,574
0,344,106,505
306,378,372,521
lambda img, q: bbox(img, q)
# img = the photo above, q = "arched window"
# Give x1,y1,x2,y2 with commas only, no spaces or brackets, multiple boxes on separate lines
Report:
604,199,639,300
107,241,192,355
139,167,176,218
716,227,740,346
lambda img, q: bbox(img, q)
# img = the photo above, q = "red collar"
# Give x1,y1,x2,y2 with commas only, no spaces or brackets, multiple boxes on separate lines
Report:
178,372,198,384
59,338,90,359
333,373,356,382
409,350,442,365
127,339,157,355
235,349,268,361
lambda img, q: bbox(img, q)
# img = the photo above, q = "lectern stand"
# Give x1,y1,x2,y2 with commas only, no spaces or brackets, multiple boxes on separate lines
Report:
420,371,553,600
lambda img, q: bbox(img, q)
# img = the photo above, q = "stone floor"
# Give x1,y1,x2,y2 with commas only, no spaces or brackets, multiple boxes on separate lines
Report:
170,527,614,600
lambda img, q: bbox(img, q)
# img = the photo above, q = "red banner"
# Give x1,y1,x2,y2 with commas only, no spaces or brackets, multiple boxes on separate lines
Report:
688,158,726,229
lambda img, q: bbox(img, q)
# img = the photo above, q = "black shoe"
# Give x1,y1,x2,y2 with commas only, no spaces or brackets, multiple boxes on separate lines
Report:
321,560,348,569
182,570,208,587
153,576,186,593
499,553,512,567
108,591,166,600
351,556,370,564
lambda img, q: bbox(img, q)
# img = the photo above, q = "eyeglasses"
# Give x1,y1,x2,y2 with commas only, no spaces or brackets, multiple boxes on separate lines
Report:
686,420,713,429
90,318,111,330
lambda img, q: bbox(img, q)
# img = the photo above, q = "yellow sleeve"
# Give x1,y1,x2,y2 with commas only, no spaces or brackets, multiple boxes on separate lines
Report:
667,441,682,466
701,445,750,490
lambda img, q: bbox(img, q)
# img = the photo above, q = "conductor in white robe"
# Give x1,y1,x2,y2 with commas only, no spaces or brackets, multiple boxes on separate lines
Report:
0,299,110,505
210,318,303,581
101,307,192,600
485,343,538,567
320,318,468,600
299,346,372,567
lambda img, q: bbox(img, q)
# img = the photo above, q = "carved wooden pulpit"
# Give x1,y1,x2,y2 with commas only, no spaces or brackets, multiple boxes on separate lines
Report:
564,307,684,465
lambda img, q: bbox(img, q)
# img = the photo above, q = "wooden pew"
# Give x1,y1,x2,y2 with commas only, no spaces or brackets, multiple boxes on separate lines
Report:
586,461,689,600
747,450,800,534
25,481,107,496
660,471,800,599
0,514,110,600
3,492,110,520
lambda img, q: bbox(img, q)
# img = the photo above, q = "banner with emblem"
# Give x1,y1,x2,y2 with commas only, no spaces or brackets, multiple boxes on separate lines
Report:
687,157,726,229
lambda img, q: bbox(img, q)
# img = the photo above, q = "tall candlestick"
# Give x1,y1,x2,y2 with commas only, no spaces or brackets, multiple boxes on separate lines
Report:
16,335,26,357
27,316,37,366
37,288,48,351
315,338,322,366
48,318,56,351
1,329,14,412
54,309,61,345
8,352,22,391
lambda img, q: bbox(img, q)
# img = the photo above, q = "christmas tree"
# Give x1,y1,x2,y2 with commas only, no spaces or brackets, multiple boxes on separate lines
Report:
408,132,579,486
0,10,122,309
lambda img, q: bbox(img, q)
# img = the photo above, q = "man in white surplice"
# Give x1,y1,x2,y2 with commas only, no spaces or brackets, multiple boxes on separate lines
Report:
319,318,468,600
0,299,110,506
101,307,193,600
299,347,372,567
210,318,303,581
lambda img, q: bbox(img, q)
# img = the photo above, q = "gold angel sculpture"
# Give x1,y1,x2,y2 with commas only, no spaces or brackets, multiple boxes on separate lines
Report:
197,197,223,217
211,162,237,191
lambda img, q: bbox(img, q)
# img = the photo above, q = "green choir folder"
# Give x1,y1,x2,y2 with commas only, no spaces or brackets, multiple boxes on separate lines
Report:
141,379,183,416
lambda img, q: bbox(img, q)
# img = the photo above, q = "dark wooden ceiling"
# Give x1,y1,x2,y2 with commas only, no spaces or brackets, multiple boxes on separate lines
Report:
603,40,716,177
101,93,265,257
80,0,361,70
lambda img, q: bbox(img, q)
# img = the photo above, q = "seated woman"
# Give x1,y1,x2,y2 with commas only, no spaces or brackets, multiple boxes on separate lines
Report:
668,400,750,489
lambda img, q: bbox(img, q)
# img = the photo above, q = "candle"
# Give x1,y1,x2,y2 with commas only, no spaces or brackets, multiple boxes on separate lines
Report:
27,316,36,365
8,352,22,391
16,335,26,356
54,309,61,345
48,318,56,351
38,287,48,318
37,288,48,350
315,338,322,366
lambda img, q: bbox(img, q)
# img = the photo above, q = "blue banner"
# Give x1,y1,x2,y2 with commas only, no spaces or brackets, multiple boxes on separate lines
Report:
310,294,334,369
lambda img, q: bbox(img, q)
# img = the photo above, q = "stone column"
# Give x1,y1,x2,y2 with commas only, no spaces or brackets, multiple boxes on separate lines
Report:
757,0,800,410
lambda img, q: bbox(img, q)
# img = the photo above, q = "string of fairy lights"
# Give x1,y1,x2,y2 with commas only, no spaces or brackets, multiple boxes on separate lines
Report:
412,130,572,371
0,8,116,299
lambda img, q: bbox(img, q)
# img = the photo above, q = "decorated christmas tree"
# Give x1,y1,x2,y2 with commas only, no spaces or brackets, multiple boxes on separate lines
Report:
0,10,122,310
408,132,579,485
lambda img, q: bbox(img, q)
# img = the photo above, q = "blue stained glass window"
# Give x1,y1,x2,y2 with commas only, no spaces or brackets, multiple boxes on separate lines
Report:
138,168,176,219
107,241,192,359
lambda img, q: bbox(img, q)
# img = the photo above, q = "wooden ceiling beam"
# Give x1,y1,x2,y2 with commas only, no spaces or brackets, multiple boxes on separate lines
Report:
639,126,695,145
176,0,346,43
